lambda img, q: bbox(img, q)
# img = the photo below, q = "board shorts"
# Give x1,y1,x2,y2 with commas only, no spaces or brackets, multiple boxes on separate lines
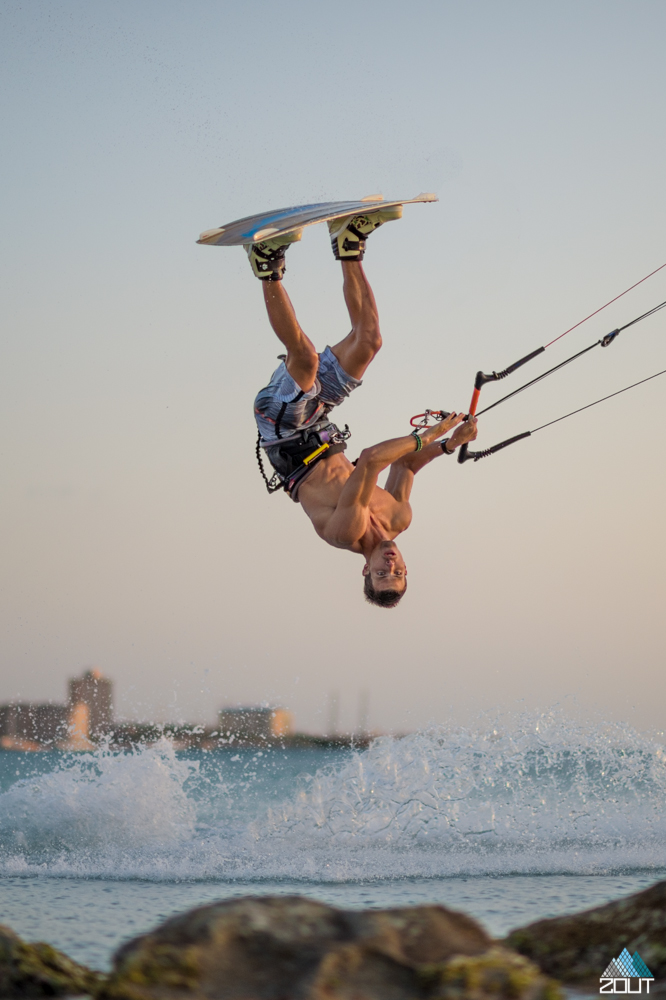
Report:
254,346,362,447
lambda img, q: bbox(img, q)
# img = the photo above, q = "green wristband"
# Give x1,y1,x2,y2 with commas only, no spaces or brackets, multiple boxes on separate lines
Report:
411,430,423,452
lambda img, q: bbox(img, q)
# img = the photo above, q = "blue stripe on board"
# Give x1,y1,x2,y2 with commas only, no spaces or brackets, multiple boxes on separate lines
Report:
236,201,384,238
238,203,345,234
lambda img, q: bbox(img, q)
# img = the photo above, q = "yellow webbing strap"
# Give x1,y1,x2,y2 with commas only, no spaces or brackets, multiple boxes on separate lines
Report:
302,442,330,466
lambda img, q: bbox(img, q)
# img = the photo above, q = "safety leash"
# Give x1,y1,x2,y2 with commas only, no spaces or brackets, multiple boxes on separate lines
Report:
256,433,284,493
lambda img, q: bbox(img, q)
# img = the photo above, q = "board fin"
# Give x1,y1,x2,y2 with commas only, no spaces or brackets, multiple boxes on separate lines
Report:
252,227,281,240
198,227,226,244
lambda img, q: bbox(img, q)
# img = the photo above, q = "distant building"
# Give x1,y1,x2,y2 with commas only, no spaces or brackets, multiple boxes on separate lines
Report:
68,668,113,739
0,702,68,750
218,706,293,743
61,700,95,751
0,667,114,751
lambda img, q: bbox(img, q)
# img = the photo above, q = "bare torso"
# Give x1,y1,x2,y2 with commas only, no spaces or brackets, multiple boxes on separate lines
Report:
298,452,412,553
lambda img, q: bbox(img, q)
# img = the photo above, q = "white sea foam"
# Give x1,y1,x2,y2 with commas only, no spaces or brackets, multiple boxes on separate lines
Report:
0,739,197,868
1,714,665,881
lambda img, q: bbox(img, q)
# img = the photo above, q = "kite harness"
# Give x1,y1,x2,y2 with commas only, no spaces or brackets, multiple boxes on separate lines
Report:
256,421,351,498
410,260,666,464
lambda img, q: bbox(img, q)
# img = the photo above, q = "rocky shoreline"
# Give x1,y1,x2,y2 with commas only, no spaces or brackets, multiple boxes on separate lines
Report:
1,880,664,998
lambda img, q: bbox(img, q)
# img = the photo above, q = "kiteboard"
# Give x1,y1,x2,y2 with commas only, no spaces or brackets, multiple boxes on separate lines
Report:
196,193,438,246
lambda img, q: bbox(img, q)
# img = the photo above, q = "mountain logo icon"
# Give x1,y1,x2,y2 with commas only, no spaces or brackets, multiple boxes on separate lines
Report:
600,948,654,993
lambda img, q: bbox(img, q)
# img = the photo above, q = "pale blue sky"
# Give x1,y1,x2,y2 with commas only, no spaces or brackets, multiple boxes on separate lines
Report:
2,1,666,733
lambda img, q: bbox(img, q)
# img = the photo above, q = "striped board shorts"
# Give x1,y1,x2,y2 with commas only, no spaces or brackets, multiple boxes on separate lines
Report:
254,346,362,447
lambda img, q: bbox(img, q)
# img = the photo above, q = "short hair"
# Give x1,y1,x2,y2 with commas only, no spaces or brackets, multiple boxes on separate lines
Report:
363,574,407,608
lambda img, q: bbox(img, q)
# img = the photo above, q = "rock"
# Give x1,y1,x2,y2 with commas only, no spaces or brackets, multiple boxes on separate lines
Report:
0,922,100,997
506,879,666,987
416,947,562,1000
100,894,560,1000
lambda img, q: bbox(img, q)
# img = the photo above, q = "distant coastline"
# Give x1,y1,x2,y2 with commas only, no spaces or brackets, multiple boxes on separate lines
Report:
0,725,377,752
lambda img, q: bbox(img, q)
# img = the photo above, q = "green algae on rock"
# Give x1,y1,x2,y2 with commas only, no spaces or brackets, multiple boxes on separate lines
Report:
506,879,666,987
99,894,561,1000
0,923,101,998
418,947,563,1000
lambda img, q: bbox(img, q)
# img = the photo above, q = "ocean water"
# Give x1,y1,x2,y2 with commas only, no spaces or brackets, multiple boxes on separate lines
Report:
0,713,665,972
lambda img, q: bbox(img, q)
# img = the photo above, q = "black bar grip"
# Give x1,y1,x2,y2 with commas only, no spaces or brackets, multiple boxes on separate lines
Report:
473,347,546,390
457,443,470,464
471,431,531,461
502,346,546,376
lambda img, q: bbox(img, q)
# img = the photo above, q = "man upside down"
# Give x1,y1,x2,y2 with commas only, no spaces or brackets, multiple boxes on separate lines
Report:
249,207,478,608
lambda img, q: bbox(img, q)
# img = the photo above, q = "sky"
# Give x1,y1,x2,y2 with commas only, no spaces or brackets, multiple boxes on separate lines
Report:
1,0,666,735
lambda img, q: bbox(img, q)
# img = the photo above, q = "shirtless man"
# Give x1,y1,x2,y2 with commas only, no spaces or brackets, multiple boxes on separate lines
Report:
250,208,478,607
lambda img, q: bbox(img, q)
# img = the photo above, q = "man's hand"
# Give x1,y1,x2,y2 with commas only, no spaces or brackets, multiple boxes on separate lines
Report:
384,413,478,504
417,412,478,451
419,412,465,446
447,415,478,451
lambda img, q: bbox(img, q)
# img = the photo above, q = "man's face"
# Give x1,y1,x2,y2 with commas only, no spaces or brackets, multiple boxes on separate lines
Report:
363,540,407,592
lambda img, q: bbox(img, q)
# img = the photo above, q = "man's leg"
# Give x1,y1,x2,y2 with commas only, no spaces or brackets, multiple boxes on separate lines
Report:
262,281,319,393
330,261,382,381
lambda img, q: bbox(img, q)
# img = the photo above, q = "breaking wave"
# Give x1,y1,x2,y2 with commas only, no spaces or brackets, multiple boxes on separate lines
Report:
1,714,665,881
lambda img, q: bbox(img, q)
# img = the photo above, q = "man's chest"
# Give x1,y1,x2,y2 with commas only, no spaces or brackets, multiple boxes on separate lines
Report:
304,486,409,551
368,488,411,533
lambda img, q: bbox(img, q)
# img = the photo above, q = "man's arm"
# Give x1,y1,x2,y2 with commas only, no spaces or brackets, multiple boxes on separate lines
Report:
322,433,422,543
322,416,469,546
339,412,466,507
385,415,478,503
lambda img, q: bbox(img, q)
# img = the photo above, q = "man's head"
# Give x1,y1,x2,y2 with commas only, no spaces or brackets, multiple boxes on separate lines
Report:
362,540,407,608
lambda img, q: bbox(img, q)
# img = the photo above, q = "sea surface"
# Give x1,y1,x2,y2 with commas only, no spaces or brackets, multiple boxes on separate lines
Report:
1,713,665,973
